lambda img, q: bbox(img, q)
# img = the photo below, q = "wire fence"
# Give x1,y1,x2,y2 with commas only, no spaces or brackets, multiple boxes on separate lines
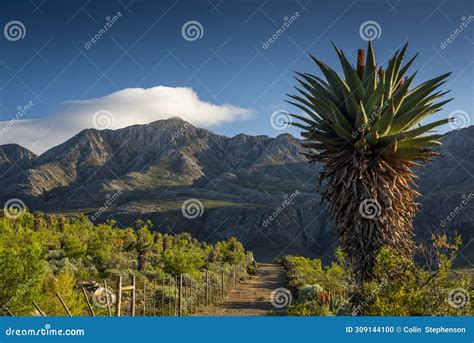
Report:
4,262,249,317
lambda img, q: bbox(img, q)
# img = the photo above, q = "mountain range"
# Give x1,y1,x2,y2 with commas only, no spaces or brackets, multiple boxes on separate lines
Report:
1,117,473,263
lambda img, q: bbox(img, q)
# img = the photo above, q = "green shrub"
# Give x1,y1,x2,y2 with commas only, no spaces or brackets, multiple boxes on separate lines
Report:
0,210,249,315
282,236,472,316
358,236,472,316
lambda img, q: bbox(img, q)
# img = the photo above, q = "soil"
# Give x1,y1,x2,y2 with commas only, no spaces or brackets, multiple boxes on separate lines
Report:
197,263,288,316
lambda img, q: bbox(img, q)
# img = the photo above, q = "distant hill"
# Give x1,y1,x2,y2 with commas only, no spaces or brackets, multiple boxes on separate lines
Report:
0,118,472,263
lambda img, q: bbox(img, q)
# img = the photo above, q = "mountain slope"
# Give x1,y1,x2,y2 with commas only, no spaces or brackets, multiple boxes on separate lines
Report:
0,143,36,174
0,119,472,262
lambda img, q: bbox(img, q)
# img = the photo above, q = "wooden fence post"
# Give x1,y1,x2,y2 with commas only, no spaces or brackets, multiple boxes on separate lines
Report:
130,276,136,316
205,270,209,306
161,278,165,315
221,271,225,300
104,280,112,316
174,276,178,316
81,286,95,316
153,280,157,316
233,266,236,287
178,274,183,316
196,274,200,310
115,276,122,316
184,276,188,314
56,292,72,316
143,279,146,316
32,301,46,316
168,276,172,316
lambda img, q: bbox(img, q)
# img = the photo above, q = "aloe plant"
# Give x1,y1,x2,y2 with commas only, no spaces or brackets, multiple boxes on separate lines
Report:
288,41,452,282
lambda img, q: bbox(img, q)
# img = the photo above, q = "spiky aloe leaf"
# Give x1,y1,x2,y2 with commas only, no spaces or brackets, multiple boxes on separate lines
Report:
289,41,451,156
363,42,377,94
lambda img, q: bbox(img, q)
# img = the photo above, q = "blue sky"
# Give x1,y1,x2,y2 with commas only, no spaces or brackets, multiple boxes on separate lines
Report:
0,0,472,153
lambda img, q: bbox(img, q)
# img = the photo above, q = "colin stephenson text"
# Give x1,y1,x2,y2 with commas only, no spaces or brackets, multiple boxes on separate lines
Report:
345,326,467,334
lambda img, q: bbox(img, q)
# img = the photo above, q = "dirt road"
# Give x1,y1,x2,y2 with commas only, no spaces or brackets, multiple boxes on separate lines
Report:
198,263,287,316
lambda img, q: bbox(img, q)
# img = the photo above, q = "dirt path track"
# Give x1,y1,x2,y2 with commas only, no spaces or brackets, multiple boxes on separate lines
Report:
197,263,287,316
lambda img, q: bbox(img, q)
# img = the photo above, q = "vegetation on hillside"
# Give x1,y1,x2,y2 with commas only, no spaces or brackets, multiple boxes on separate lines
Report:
0,211,248,316
282,235,472,316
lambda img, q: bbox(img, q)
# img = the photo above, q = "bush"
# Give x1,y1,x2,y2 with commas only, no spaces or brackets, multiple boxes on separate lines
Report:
282,236,472,316
357,236,472,316
0,211,249,316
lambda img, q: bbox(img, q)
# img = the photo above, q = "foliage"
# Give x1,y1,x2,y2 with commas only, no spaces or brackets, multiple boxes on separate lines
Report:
358,236,472,316
283,237,472,316
288,41,452,158
0,213,44,315
0,211,248,316
288,41,453,282
282,253,351,316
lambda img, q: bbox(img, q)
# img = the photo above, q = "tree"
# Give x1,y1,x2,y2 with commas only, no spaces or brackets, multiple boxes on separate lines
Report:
0,220,44,315
288,41,451,283
41,271,87,316
136,227,153,272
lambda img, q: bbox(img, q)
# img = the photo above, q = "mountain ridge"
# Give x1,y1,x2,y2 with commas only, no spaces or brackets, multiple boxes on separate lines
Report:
0,118,472,262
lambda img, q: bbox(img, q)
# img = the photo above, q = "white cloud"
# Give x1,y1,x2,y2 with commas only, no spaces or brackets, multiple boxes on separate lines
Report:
0,86,253,154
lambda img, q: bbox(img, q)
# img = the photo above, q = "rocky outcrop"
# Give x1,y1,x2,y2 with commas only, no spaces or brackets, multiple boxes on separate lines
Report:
0,119,472,262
